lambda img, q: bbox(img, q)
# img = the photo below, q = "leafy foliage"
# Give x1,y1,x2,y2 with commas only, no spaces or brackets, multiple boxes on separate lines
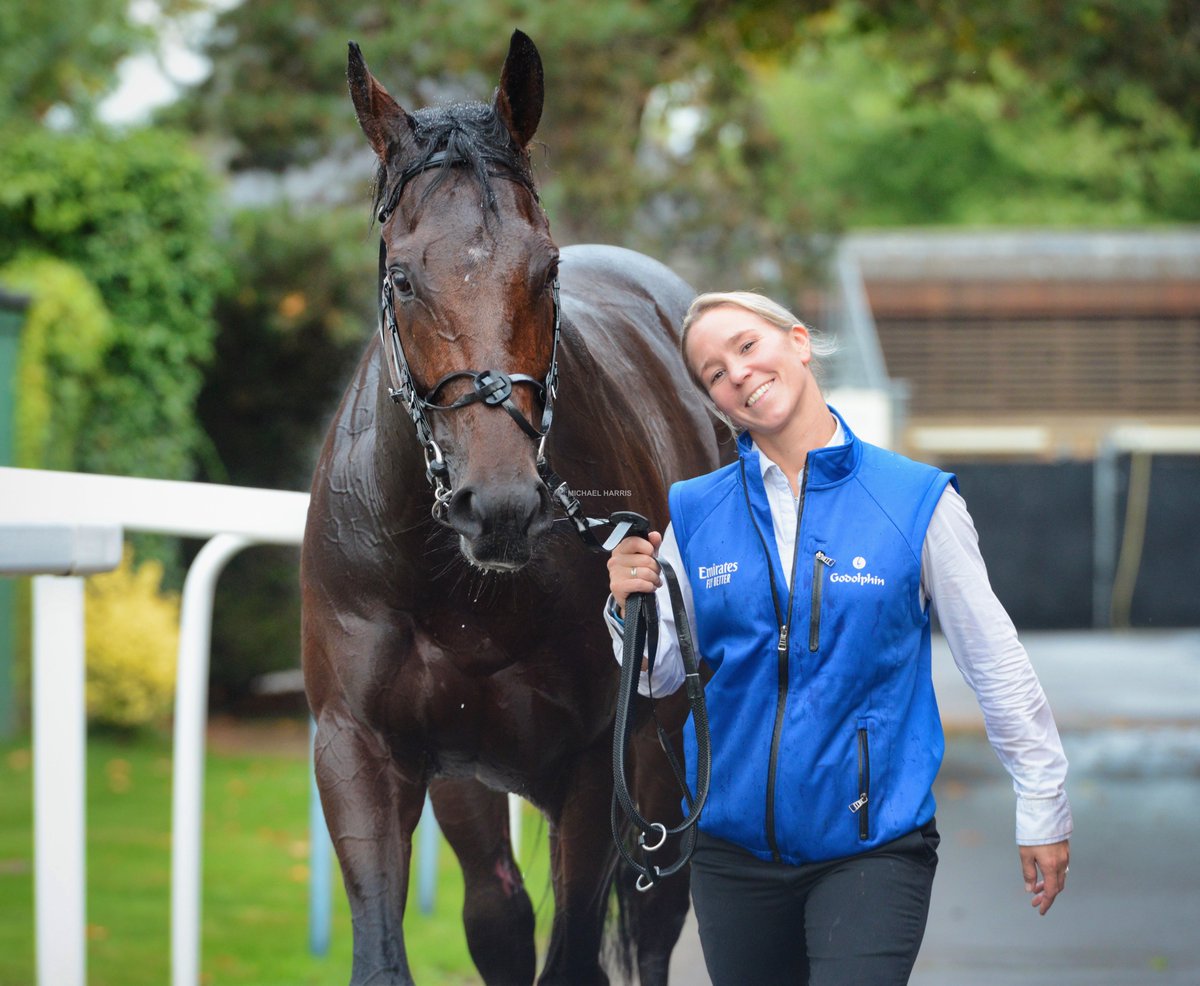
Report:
0,0,149,126
171,0,1200,297
0,255,112,470
0,126,224,480
848,0,1200,143
756,18,1200,228
198,206,374,489
194,205,375,699
0,0,211,127
85,549,180,729
169,1,825,244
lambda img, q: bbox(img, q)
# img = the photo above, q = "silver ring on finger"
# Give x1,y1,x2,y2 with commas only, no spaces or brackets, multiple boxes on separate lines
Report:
630,566,637,578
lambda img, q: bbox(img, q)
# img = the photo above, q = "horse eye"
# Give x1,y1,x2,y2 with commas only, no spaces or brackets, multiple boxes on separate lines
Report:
543,261,560,292
390,269,415,300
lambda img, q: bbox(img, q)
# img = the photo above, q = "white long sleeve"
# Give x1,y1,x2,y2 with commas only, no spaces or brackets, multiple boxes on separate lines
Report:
921,485,1073,845
603,524,693,698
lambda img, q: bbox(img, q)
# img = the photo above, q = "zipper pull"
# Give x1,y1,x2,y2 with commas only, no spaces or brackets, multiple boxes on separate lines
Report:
777,625,789,654
816,551,835,567
849,794,869,813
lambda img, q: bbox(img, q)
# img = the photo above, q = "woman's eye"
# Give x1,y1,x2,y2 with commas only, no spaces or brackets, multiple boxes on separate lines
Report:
390,269,414,299
709,369,725,386
741,340,755,353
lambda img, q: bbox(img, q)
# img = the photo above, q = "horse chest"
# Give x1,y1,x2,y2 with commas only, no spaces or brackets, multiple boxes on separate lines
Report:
372,620,615,776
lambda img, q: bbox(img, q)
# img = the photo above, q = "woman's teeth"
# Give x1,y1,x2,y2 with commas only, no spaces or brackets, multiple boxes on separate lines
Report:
746,381,772,407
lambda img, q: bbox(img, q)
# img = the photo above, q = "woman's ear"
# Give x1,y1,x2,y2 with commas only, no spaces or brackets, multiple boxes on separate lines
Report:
790,323,813,364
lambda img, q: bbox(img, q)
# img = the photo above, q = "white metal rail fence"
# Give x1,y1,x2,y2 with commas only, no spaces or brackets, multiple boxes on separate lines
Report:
1,465,523,985
0,466,308,986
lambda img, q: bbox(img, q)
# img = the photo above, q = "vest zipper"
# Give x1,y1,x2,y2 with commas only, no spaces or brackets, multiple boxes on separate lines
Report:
809,551,834,652
850,726,870,840
740,456,808,862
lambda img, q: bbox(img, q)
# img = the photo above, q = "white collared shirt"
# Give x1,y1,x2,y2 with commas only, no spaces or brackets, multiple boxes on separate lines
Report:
605,425,1073,845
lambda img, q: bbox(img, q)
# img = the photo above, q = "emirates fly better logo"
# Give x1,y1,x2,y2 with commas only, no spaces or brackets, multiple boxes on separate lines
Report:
698,560,738,589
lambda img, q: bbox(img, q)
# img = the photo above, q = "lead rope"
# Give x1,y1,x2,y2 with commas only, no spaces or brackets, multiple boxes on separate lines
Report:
610,522,711,891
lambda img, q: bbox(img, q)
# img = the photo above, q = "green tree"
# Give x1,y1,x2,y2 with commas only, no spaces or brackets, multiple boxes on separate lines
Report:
0,0,214,128
0,0,148,125
172,0,1200,290
0,255,112,470
752,15,1200,228
194,206,376,702
0,127,225,481
849,0,1200,141
168,0,828,244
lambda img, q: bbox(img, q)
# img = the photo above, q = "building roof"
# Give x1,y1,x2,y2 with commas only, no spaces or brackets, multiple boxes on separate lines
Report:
844,228,1200,282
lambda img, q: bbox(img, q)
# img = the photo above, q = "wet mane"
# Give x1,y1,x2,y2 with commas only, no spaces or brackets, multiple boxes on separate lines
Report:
371,100,538,224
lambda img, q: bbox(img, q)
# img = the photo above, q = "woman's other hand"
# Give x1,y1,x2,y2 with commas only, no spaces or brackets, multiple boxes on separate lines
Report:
1019,840,1069,915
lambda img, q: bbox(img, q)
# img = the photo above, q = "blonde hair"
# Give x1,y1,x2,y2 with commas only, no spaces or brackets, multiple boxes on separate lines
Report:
679,291,836,429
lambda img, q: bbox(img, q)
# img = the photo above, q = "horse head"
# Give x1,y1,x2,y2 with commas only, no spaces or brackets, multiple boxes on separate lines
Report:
349,31,560,572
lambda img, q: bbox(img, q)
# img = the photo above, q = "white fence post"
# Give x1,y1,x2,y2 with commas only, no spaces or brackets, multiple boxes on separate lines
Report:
32,575,87,986
171,533,253,986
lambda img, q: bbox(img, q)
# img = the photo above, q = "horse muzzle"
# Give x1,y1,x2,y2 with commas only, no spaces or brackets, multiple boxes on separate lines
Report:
446,480,553,570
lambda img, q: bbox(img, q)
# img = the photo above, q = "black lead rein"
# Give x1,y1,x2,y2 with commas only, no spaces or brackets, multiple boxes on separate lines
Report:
607,513,712,891
375,148,710,889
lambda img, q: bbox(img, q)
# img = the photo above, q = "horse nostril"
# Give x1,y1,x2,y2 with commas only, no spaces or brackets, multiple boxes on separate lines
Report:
446,488,484,538
527,483,554,537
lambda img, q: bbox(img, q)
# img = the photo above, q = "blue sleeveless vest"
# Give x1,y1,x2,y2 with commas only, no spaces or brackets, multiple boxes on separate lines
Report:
669,409,955,864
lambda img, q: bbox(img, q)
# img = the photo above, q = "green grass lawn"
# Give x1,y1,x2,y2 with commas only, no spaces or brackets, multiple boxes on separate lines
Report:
0,726,556,986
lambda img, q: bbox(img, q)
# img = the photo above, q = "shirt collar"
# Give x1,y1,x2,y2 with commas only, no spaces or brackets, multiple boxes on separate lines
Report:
753,417,846,485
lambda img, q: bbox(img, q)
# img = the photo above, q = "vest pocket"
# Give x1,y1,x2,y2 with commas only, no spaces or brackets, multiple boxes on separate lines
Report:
849,725,871,841
808,551,834,652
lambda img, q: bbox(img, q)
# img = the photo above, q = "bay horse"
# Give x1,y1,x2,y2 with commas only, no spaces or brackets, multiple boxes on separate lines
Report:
301,30,724,986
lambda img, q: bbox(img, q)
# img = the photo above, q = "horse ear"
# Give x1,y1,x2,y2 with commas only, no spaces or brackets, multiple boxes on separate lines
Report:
347,41,415,162
494,30,544,149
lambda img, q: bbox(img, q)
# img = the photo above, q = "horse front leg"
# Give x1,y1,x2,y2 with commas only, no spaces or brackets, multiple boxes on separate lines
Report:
314,704,426,986
429,777,537,985
538,742,619,986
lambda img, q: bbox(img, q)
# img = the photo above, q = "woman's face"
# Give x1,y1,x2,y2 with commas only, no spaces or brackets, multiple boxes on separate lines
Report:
685,304,814,436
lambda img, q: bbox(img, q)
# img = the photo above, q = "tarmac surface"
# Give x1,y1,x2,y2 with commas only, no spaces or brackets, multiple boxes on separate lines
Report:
666,629,1200,985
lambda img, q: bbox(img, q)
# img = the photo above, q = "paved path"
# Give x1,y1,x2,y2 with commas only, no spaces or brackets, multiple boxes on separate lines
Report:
666,629,1200,985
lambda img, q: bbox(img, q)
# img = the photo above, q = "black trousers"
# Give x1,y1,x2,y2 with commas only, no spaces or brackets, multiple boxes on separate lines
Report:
690,821,940,986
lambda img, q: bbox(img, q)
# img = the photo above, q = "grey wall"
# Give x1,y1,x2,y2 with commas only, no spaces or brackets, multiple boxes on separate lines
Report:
942,456,1200,629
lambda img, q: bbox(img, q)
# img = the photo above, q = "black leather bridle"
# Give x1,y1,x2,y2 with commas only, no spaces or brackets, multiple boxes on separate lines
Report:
376,149,563,524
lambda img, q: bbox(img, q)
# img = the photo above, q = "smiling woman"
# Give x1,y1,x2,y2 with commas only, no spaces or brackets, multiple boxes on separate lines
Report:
605,288,1074,986
680,291,837,440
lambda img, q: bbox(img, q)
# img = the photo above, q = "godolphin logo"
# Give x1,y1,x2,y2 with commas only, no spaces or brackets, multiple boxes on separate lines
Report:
833,555,885,586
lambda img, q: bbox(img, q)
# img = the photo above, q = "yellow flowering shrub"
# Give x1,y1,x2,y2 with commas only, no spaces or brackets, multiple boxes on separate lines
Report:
85,549,179,729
